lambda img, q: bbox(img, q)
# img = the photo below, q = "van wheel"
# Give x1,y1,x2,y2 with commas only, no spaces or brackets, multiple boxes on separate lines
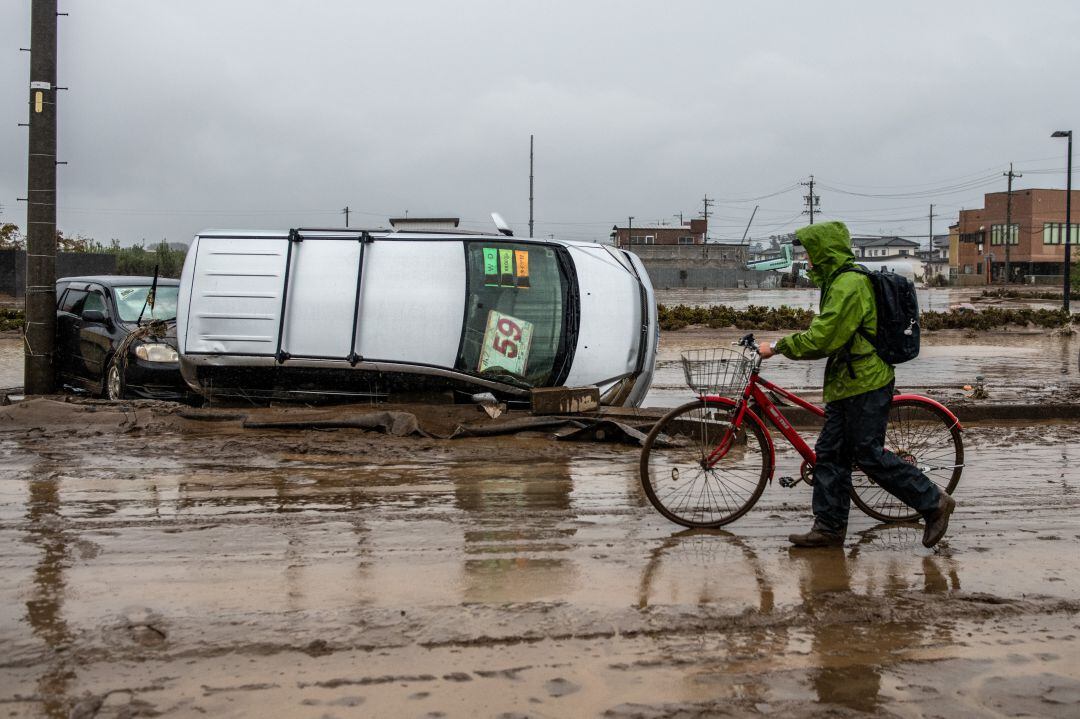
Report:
105,359,125,400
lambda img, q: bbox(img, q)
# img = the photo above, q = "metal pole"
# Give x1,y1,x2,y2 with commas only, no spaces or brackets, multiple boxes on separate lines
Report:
1066,133,1073,313
528,135,534,238
24,0,58,395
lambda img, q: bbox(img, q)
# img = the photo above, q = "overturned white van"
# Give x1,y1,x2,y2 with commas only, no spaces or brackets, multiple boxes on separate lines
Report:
176,227,657,406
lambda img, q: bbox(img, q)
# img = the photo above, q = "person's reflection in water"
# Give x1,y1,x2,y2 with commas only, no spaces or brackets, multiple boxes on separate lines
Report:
790,528,962,713
25,473,74,718
790,546,886,713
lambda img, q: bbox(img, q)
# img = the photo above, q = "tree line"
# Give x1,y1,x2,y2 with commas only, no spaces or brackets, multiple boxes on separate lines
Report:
0,223,187,278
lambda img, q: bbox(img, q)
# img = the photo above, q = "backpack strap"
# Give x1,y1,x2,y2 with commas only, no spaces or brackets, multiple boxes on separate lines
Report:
829,265,875,379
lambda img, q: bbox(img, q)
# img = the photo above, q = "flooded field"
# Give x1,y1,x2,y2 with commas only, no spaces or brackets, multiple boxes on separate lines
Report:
0,400,1078,717
645,327,1079,407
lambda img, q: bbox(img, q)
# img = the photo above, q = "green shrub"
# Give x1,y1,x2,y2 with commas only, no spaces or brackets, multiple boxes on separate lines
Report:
658,303,1076,332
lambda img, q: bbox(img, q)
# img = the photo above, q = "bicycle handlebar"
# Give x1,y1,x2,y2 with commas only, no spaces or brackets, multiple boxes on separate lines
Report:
734,333,758,353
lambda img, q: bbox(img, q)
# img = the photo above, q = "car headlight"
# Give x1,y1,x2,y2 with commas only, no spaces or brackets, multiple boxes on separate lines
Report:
134,343,178,363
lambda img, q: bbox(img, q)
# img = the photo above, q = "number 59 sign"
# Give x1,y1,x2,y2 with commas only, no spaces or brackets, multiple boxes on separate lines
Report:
478,310,534,376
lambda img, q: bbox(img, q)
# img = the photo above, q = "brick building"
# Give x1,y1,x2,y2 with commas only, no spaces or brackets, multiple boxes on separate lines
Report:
953,188,1080,284
611,219,707,247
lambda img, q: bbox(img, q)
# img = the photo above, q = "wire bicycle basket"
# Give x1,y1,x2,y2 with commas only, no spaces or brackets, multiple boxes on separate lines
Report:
680,347,753,395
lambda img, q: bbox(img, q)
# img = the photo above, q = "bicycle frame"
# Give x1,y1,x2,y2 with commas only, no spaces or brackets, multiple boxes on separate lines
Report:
702,360,962,473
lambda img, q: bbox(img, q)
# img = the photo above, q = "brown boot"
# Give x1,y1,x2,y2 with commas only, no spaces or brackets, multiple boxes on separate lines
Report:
788,526,845,548
922,493,956,548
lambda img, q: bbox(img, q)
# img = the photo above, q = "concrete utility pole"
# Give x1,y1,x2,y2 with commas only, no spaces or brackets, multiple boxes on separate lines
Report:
24,0,59,395
528,135,534,238
929,203,936,258
342,206,350,227
1003,163,1021,284
701,196,713,241
801,175,820,224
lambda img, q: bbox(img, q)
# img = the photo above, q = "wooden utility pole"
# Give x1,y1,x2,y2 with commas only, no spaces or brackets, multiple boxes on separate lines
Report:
24,0,59,394
1003,163,1021,284
801,175,820,224
342,206,350,227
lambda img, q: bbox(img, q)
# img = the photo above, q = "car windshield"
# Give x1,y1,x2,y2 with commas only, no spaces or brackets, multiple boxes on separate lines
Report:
113,285,179,322
456,242,570,388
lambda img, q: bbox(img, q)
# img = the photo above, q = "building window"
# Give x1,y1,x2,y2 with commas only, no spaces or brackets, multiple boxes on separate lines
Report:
990,224,1019,245
678,236,693,245
960,232,985,245
630,235,654,245
1042,222,1079,245
898,249,909,256
963,264,972,274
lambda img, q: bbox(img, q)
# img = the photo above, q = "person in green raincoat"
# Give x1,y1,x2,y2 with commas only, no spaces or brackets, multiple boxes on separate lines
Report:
757,221,955,548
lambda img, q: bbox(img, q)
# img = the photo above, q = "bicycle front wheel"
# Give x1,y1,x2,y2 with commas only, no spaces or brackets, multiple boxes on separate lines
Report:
640,399,772,528
851,397,964,522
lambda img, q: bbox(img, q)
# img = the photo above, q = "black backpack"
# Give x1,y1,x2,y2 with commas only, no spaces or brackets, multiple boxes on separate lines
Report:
840,265,920,367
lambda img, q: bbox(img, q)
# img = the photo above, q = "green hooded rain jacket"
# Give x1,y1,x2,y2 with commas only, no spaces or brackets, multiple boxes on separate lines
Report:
773,221,894,403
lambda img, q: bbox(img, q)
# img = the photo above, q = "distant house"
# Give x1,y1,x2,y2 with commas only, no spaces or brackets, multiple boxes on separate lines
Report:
389,217,460,231
611,219,707,247
851,235,920,259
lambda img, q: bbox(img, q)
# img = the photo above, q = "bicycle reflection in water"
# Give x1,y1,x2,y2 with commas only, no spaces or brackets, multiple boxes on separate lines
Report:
637,523,961,712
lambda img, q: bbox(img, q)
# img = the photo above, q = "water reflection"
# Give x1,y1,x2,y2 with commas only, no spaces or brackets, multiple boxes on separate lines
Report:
637,529,773,612
452,458,579,602
24,469,74,718
789,525,961,712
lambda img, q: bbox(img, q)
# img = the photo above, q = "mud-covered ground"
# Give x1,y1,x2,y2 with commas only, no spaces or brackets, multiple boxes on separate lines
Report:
1,398,1078,718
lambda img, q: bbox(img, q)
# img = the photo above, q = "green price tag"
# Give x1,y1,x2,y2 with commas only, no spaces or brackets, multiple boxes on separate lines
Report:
482,248,499,286
499,248,514,287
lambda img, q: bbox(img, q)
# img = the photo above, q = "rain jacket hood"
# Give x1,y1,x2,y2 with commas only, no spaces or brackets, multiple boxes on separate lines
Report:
797,221,856,289
775,222,894,402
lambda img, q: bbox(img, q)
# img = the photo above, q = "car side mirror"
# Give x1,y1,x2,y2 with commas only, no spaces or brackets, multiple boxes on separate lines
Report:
82,309,109,325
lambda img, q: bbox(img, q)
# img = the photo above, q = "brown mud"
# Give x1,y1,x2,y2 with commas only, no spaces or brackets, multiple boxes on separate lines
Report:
1,399,1078,717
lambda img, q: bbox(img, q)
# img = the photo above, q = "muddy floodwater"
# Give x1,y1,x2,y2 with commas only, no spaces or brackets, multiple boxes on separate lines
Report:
1,400,1078,717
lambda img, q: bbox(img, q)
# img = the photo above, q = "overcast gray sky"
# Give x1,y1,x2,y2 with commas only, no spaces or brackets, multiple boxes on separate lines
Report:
2,0,1079,246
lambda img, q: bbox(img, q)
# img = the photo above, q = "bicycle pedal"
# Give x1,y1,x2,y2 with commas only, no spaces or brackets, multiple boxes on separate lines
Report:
778,476,798,488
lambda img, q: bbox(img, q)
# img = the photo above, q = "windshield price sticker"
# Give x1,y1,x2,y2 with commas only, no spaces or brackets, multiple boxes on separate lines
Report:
478,310,533,376
482,248,499,286
498,249,515,287
514,250,531,289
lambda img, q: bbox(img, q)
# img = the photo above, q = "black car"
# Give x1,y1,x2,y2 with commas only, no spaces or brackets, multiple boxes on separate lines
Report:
55,276,191,401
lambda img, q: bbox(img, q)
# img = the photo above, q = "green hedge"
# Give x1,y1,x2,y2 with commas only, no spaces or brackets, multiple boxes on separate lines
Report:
658,304,1076,332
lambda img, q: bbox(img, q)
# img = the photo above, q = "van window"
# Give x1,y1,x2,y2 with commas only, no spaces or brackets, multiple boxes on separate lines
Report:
456,243,569,387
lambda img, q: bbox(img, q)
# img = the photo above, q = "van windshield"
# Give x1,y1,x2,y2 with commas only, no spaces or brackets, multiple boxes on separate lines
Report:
113,285,179,322
456,242,572,388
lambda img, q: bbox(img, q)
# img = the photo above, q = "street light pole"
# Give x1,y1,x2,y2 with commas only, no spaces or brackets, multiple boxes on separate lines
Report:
1053,130,1073,313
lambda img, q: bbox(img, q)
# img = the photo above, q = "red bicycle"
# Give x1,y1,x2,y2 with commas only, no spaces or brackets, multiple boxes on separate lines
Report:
640,333,964,528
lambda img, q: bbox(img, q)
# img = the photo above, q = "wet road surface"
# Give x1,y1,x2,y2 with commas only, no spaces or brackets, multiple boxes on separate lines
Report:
0,402,1077,717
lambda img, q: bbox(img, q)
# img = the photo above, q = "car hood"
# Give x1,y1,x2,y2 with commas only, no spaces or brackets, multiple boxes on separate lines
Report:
562,245,644,388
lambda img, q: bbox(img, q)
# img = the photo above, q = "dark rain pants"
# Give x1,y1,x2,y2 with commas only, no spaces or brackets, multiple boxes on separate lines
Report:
812,382,941,535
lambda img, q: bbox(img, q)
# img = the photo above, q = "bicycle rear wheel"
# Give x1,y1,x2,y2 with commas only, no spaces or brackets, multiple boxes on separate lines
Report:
640,399,772,528
851,397,964,522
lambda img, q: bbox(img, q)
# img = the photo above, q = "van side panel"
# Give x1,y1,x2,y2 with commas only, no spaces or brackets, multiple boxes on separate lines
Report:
281,240,363,358
185,237,288,355
354,241,465,366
